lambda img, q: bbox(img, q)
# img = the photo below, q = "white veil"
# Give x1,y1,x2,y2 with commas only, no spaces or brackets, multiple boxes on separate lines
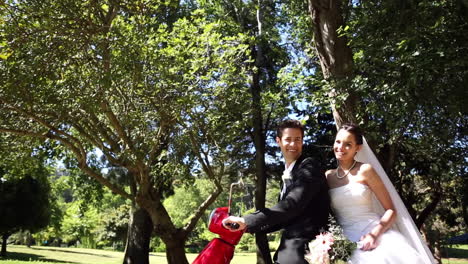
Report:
354,137,436,264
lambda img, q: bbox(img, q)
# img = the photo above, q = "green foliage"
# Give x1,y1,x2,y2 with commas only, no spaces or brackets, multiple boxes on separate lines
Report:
236,234,256,252
339,1,467,240
0,135,52,245
0,175,51,235
0,5,257,261
59,203,99,248
33,172,130,250
327,216,356,263
164,178,228,249
162,176,281,252
0,0,257,200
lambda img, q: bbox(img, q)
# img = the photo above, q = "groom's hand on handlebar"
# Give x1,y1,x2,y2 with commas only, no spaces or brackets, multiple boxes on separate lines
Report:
222,216,247,231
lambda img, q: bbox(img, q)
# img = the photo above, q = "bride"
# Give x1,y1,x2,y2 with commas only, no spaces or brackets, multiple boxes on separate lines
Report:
326,124,436,263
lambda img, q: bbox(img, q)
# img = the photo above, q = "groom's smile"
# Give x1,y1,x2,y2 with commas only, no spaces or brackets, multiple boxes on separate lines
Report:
276,127,303,165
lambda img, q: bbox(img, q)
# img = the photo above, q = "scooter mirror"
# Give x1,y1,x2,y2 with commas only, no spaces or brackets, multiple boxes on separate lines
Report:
208,208,216,227
228,178,244,215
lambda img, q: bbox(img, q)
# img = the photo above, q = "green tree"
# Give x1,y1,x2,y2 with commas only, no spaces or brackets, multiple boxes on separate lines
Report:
0,136,53,256
33,167,132,251
0,1,251,263
0,170,51,256
196,1,292,262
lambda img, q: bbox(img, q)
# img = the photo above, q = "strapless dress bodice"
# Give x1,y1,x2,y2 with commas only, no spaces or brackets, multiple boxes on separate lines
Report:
327,179,428,263
329,182,381,242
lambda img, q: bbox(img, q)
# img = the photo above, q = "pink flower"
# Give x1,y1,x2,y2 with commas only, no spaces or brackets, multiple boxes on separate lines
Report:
315,232,334,251
305,232,335,264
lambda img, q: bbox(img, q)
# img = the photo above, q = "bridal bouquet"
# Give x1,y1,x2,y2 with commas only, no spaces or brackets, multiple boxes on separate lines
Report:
305,216,357,264
305,232,334,264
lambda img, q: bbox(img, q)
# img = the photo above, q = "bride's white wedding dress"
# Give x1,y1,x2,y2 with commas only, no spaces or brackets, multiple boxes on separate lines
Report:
330,181,426,263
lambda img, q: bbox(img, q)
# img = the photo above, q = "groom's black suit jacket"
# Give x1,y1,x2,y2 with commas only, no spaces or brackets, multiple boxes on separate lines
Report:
244,155,330,240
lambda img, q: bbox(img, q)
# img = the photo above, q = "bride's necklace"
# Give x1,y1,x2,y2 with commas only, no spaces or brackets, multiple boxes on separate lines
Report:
336,160,357,179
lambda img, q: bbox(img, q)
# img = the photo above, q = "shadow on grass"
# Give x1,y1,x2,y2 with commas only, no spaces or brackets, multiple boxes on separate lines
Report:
444,246,468,259
0,251,73,263
31,246,117,258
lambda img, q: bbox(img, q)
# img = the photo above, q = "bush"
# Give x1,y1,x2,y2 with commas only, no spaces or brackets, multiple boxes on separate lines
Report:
150,237,166,252
236,234,255,252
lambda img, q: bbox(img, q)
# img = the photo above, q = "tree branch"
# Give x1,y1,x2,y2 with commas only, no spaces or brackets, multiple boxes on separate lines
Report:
0,128,49,140
148,124,171,165
87,110,121,152
185,129,219,184
0,126,133,202
71,121,132,169
183,182,223,234
3,103,85,153
78,161,133,201
416,191,441,229
99,100,136,154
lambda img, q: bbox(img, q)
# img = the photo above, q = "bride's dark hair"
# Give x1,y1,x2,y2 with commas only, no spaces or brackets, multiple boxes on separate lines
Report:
340,123,363,145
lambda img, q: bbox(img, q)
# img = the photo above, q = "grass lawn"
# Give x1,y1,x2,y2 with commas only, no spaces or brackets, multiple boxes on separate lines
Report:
0,244,467,264
0,245,255,264
442,244,468,264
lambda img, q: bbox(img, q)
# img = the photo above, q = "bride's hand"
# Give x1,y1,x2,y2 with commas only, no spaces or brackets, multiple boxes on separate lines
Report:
359,233,378,251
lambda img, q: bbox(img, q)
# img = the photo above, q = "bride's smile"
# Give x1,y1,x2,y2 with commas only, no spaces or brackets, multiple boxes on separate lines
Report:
333,130,361,162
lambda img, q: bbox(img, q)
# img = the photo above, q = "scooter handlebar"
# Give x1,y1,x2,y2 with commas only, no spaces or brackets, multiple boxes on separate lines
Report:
225,222,240,230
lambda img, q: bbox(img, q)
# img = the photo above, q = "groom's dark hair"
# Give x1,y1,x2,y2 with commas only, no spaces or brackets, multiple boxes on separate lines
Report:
276,119,304,138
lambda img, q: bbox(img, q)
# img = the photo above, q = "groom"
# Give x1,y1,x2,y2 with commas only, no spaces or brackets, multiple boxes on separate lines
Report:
223,119,330,264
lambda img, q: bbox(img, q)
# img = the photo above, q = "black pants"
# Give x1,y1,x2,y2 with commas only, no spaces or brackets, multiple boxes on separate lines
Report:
273,236,309,264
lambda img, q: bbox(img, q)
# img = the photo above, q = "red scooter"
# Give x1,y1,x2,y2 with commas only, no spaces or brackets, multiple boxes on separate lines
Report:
192,179,245,264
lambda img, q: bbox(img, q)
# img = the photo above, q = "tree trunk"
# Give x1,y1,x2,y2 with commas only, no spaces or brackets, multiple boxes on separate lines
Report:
123,207,153,264
137,194,190,264
136,167,222,264
255,233,272,264
1,233,9,257
463,196,468,228
250,67,273,264
416,191,441,229
26,231,33,248
164,237,189,264
307,0,357,127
